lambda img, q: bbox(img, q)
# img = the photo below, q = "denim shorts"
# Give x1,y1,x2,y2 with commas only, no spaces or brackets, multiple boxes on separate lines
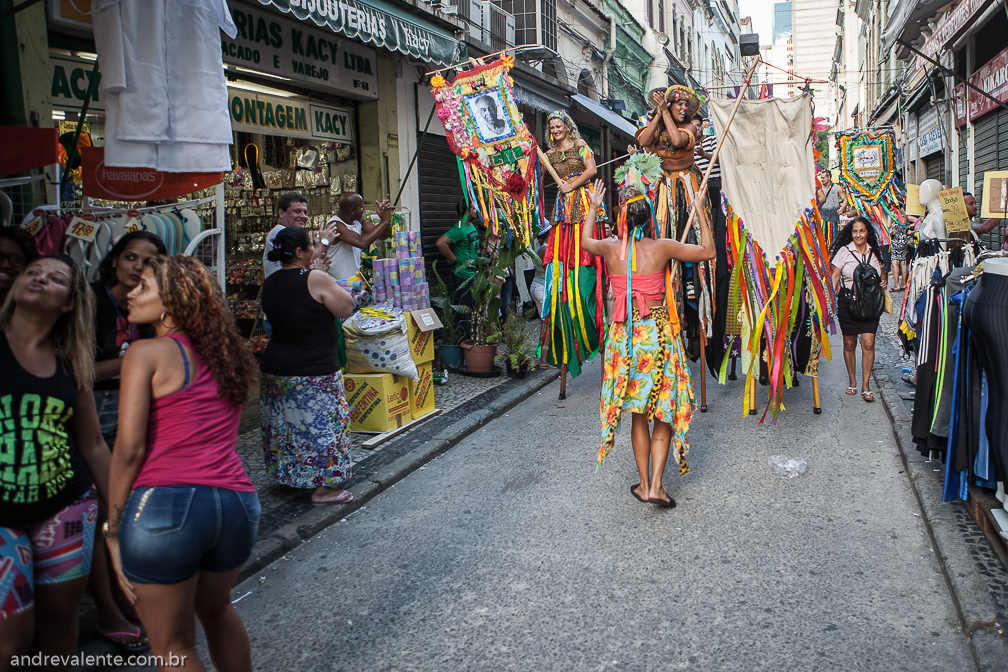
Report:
93,389,120,445
119,485,261,584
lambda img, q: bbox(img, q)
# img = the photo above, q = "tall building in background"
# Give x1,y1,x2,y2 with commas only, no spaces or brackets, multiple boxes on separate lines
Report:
791,0,839,129
773,1,792,44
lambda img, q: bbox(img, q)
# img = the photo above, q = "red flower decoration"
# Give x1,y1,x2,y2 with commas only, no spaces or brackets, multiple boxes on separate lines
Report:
505,172,527,199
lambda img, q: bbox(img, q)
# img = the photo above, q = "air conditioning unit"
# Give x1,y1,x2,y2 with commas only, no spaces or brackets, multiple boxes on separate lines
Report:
447,0,486,42
483,1,516,51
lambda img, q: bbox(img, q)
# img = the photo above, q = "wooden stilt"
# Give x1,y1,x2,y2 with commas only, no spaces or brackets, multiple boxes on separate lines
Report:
812,376,822,414
728,357,737,381
559,362,568,400
699,331,708,413
748,376,757,415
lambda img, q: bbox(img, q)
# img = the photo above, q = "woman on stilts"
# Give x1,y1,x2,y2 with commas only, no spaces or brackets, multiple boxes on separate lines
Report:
581,178,714,507
541,111,606,398
635,86,713,364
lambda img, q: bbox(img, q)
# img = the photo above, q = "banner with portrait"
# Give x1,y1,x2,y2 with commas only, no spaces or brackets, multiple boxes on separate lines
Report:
430,55,545,246
836,129,906,245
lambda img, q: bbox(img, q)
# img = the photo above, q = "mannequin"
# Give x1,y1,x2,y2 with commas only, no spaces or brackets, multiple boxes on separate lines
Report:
917,179,946,241
963,257,1008,493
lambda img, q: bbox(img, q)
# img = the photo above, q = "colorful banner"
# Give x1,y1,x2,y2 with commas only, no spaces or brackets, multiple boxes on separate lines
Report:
81,147,221,200
430,55,545,245
835,129,906,246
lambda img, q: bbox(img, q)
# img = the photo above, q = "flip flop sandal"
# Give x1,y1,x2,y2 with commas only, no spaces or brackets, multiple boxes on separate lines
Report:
861,390,875,402
901,374,916,387
630,483,647,503
96,626,149,654
845,386,858,395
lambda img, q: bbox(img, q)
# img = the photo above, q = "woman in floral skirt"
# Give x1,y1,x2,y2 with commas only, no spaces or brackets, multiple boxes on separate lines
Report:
260,227,356,506
580,179,714,508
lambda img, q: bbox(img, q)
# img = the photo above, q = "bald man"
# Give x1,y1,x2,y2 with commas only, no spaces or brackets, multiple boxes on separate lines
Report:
326,192,393,281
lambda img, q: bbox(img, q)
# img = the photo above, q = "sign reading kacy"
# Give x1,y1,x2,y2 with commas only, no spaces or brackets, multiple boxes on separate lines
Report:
223,4,379,99
228,88,354,143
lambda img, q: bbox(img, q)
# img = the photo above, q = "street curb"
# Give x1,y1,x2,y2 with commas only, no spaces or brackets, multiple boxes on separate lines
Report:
237,368,560,584
875,374,1008,670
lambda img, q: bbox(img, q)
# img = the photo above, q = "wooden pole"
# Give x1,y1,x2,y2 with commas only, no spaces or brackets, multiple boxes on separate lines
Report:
537,146,564,186
812,377,822,414
699,332,708,413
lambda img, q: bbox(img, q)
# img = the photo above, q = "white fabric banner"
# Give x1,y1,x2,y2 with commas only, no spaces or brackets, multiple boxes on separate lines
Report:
709,95,817,263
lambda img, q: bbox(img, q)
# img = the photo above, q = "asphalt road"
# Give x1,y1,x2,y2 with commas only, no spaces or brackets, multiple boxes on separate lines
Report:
211,332,972,671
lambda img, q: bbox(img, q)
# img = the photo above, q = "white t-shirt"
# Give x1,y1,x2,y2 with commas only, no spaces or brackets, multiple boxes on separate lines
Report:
263,224,286,278
326,215,363,281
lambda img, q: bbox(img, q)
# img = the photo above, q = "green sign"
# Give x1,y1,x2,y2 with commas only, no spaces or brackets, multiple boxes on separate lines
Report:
228,88,354,142
224,4,379,99
256,0,465,68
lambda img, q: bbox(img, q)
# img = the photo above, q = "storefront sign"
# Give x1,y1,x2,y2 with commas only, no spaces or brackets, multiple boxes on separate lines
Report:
224,4,378,99
916,0,996,71
49,55,104,112
953,83,967,127
80,147,223,200
47,0,94,33
968,45,1008,122
256,0,464,68
916,105,943,157
228,87,354,142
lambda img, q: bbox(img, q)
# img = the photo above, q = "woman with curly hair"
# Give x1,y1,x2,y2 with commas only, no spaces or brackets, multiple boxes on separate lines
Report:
636,86,714,364
105,256,259,671
581,180,714,507
829,216,887,402
541,110,605,396
1,254,112,669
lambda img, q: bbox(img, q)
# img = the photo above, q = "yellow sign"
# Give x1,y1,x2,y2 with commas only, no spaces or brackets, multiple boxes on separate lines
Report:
938,187,970,233
981,170,1008,219
905,184,925,217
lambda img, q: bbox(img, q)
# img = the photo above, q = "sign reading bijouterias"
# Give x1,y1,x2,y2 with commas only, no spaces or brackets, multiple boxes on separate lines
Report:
223,4,379,99
255,0,464,68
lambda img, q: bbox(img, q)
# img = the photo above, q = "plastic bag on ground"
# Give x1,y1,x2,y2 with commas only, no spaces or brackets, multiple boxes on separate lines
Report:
769,455,807,479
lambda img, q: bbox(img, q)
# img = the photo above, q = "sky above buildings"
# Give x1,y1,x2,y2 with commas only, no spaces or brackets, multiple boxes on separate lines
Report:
738,0,776,47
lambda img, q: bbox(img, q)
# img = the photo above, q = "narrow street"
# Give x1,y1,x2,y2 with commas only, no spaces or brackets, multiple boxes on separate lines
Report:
216,332,972,671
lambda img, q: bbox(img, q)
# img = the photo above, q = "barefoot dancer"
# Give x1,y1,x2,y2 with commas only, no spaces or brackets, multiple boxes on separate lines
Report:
541,111,606,395
581,180,714,507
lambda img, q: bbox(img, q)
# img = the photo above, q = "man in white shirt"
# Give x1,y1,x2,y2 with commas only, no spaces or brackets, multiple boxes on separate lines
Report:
263,191,336,278
326,192,393,281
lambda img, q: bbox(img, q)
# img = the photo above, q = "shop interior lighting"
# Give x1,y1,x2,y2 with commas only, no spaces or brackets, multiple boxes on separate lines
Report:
52,110,66,120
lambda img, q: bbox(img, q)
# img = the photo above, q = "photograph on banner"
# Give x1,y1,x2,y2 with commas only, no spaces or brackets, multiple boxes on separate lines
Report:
465,89,515,143
938,187,970,233
905,184,925,217
981,171,1008,219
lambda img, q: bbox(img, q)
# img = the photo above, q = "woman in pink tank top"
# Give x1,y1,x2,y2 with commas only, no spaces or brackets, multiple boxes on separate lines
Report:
105,256,260,671
580,179,715,509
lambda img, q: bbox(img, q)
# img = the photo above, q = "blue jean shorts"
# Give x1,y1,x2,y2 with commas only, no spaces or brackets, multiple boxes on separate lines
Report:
119,485,261,584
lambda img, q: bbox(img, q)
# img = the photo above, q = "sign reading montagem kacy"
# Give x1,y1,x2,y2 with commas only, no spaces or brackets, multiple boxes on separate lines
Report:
228,88,354,142
255,0,465,68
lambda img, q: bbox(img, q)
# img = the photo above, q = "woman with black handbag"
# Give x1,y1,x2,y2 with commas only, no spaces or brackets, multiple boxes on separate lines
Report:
830,216,888,402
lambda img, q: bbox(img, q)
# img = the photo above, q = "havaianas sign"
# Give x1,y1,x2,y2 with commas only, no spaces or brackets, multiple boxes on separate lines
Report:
256,0,464,68
228,87,354,142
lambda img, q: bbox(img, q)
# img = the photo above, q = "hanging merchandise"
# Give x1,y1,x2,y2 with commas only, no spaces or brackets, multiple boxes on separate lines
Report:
709,94,837,424
429,54,546,247
90,0,236,172
835,129,907,247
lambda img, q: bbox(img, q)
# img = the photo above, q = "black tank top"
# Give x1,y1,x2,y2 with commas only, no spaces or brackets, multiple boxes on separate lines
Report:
260,268,339,377
0,331,92,529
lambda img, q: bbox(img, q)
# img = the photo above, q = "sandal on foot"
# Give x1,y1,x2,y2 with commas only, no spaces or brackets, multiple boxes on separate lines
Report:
845,386,858,395
901,374,916,387
311,490,354,506
630,483,647,503
861,390,875,402
96,626,149,654
648,490,677,508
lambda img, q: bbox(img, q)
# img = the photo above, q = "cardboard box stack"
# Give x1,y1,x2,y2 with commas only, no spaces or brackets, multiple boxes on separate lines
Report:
372,232,430,311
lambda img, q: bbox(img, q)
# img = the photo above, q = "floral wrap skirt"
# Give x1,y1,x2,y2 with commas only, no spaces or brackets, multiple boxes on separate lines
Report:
597,305,694,472
261,370,352,488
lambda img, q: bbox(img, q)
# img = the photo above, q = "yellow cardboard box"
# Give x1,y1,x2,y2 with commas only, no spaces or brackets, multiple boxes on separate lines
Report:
409,361,435,418
406,308,442,364
343,372,412,433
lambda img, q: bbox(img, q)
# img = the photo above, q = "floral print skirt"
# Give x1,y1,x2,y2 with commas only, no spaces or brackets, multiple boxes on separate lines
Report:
261,371,351,488
597,306,694,472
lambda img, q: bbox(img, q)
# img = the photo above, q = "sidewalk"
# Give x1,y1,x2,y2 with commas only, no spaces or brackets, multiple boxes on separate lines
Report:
872,298,1008,670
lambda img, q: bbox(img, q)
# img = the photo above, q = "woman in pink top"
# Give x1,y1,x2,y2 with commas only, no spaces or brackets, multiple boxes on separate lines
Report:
581,179,715,508
829,216,887,402
105,256,259,671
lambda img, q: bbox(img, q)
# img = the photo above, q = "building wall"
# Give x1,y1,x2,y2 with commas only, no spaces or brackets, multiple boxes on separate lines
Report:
358,51,401,204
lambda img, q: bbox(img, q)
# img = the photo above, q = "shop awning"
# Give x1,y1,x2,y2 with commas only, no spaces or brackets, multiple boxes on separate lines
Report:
571,94,637,139
256,0,464,68
880,0,952,58
0,127,59,178
513,82,569,113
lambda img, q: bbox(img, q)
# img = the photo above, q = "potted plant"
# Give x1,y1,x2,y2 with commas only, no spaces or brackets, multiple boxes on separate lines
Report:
496,312,536,378
429,261,468,370
460,234,525,373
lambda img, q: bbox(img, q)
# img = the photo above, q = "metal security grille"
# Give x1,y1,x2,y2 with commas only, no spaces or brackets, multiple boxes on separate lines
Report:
418,135,466,294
